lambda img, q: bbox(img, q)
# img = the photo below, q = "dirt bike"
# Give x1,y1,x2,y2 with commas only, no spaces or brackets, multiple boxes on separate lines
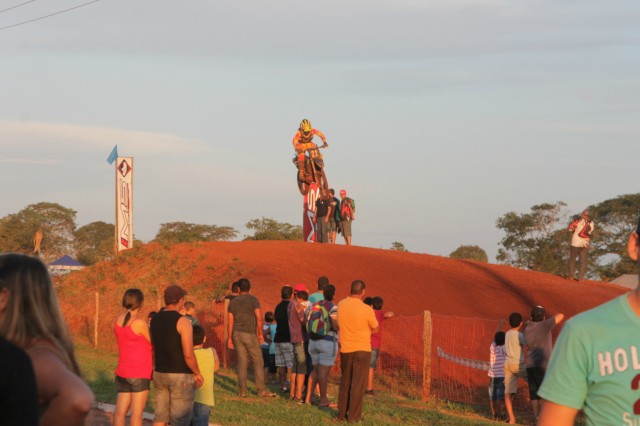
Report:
293,145,329,196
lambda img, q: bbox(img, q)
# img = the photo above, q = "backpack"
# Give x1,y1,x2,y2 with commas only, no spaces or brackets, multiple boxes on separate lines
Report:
307,300,334,340
341,197,356,221
578,220,592,239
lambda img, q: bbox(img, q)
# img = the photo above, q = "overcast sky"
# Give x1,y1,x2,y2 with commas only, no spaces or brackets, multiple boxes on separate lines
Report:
1,0,639,260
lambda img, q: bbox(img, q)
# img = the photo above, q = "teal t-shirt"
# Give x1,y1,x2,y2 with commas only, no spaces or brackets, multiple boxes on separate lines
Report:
538,294,640,425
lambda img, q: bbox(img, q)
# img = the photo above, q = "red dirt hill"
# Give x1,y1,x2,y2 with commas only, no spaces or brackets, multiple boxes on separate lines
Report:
58,240,628,347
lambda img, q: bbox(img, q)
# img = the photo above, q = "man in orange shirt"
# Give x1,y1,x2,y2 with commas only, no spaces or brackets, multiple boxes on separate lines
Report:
292,118,327,180
336,280,378,422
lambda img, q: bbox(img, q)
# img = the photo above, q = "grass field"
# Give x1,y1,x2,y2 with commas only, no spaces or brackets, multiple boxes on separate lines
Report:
77,345,499,425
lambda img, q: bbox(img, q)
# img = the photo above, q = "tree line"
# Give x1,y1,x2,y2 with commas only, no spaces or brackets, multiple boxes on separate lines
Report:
3,193,638,280
0,202,301,265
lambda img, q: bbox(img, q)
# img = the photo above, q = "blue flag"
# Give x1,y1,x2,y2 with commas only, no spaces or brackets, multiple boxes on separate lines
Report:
107,145,118,164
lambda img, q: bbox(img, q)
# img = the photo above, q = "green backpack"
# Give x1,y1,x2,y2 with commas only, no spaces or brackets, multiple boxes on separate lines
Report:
307,300,334,340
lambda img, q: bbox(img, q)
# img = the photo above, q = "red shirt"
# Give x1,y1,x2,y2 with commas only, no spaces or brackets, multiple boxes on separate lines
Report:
115,323,152,379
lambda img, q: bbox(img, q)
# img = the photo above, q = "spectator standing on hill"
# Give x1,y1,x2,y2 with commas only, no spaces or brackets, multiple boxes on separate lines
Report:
314,192,331,243
328,189,340,244
524,305,563,421
274,285,294,393
567,210,594,281
339,189,356,246
150,285,203,426
504,312,525,425
367,296,394,395
0,253,94,426
288,284,310,402
113,289,152,426
0,336,38,426
488,331,506,421
309,276,329,304
537,223,640,425
227,278,275,398
337,280,379,422
305,284,339,406
191,324,219,426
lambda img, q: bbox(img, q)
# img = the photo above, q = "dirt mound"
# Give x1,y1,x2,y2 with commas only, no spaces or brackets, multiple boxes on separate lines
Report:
58,240,627,334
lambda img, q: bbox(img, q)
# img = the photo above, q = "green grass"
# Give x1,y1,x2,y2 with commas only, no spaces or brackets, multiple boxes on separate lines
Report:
77,345,499,425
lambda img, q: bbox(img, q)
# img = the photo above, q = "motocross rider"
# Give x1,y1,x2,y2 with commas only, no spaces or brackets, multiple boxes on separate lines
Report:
292,119,328,180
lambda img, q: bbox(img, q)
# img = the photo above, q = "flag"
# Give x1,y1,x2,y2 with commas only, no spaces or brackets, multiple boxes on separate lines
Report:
107,145,118,164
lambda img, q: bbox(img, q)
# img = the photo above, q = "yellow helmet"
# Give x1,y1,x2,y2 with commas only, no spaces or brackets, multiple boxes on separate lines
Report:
299,119,312,133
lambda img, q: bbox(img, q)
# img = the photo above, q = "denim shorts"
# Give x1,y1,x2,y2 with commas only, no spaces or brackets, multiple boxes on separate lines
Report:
489,377,505,401
191,401,212,426
153,372,195,426
308,338,338,367
115,375,150,393
369,348,380,369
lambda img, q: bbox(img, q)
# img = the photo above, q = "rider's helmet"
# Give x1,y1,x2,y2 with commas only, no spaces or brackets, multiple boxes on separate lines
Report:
299,119,312,137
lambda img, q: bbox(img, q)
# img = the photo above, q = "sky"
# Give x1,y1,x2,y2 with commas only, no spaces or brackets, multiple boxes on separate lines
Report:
1,0,639,260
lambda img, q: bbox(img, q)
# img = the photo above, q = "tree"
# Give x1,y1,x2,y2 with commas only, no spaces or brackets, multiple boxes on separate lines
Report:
390,242,408,252
587,193,640,280
450,245,488,263
496,201,570,275
75,221,115,265
154,222,238,243
244,217,302,241
0,202,77,261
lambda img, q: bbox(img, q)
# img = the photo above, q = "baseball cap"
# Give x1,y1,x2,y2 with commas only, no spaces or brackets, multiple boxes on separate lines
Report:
164,285,187,305
340,189,346,195
293,283,308,293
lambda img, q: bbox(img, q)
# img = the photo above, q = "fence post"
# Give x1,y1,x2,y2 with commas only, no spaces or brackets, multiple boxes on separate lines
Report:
422,310,432,402
94,292,99,348
223,298,229,369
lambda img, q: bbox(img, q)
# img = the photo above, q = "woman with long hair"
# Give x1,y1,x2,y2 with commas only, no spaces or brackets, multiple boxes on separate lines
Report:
114,288,153,426
0,253,94,425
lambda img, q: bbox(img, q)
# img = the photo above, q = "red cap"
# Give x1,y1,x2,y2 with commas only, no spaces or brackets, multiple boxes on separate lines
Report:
340,189,347,195
293,283,308,292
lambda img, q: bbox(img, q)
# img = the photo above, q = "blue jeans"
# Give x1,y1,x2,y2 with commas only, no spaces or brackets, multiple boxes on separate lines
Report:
191,401,211,426
153,372,195,426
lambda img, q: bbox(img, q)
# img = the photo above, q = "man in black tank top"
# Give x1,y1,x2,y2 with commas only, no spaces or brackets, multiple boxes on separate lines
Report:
150,285,203,426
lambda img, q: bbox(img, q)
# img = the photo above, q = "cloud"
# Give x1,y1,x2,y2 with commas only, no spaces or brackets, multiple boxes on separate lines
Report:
0,120,211,157
0,158,61,165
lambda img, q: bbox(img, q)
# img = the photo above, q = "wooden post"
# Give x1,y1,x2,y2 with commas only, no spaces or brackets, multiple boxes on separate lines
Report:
94,292,99,348
223,298,230,369
422,310,432,402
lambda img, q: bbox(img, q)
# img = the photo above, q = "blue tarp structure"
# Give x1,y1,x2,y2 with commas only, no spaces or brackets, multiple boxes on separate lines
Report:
50,255,82,267
49,255,83,275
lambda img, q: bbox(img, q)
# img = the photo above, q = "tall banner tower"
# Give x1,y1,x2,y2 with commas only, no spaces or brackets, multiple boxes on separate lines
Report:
303,182,320,242
115,157,134,251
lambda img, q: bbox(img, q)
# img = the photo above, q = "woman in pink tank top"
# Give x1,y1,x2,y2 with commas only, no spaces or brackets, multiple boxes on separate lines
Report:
114,289,152,426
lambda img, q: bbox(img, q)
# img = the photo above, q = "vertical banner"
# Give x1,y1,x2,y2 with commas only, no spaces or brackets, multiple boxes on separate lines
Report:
303,182,320,242
115,157,134,251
